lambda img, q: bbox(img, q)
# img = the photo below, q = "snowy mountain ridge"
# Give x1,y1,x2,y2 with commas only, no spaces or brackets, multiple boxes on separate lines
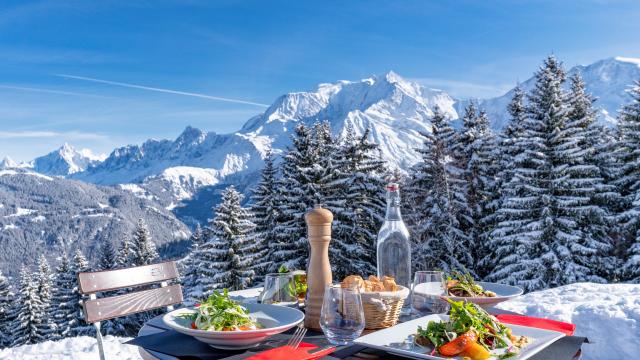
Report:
5,56,639,226
465,56,640,129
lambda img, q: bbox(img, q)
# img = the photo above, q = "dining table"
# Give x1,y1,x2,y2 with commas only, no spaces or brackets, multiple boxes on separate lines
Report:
130,287,585,360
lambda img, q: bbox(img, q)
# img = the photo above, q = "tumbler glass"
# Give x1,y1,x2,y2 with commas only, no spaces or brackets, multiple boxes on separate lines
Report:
410,271,450,316
320,284,365,345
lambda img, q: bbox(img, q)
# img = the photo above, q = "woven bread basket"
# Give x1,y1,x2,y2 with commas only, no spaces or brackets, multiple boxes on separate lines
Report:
359,285,410,329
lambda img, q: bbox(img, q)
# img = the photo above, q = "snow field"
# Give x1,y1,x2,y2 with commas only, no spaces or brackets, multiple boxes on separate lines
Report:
0,336,140,360
496,283,640,360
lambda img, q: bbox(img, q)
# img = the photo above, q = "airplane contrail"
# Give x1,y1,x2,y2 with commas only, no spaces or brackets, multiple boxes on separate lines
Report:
55,74,270,107
0,84,111,98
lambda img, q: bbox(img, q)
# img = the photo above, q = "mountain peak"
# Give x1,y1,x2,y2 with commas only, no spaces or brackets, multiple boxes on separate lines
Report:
384,70,403,83
176,126,207,146
0,156,17,169
33,143,103,176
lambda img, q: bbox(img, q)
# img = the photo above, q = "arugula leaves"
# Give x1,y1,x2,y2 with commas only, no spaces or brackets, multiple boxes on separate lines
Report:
184,289,257,331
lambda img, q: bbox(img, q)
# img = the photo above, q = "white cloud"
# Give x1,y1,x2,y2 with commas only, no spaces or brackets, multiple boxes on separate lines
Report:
56,74,270,107
0,131,107,140
411,77,513,99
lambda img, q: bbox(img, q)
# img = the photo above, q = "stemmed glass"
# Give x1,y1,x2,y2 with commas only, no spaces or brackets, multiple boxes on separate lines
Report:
410,271,450,316
258,273,298,307
320,284,365,345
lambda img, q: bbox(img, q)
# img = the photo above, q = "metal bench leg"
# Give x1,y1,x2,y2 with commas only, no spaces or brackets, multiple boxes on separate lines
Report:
94,321,106,360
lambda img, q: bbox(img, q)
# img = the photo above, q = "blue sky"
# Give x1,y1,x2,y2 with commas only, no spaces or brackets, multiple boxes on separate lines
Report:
1,0,639,161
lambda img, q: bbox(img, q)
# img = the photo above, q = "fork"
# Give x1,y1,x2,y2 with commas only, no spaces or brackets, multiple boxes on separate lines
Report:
286,325,308,349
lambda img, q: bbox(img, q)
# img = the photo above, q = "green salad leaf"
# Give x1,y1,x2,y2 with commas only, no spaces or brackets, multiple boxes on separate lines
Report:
416,299,520,353
180,289,258,331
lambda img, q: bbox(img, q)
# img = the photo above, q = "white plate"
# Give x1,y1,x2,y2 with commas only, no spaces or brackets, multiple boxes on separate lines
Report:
355,314,565,360
163,303,304,349
444,282,524,308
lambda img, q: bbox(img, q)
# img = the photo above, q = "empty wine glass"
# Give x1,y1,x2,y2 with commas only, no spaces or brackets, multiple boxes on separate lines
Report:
320,284,365,345
410,271,450,316
258,273,298,306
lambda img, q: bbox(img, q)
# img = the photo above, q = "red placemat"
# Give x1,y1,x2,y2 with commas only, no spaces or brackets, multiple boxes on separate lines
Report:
246,342,335,360
496,314,576,336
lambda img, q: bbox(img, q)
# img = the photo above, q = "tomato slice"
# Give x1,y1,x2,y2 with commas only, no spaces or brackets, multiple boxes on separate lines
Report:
438,331,478,356
190,322,197,329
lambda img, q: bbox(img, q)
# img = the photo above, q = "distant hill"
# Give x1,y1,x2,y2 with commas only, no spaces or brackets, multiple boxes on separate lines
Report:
0,168,190,278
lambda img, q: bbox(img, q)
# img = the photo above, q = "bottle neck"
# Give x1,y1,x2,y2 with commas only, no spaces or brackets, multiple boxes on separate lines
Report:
385,190,403,221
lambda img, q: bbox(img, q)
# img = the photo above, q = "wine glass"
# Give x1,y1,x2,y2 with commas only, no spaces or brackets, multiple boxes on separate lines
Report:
410,271,450,316
258,273,298,306
320,284,365,345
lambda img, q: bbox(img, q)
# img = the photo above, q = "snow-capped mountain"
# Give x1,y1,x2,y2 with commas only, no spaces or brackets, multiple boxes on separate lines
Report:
241,71,457,169
32,143,105,176
11,57,639,227
465,56,640,129
64,72,458,225
72,126,267,186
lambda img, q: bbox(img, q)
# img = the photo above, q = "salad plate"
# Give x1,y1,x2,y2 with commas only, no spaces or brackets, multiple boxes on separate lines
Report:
355,313,564,360
439,272,523,308
444,281,523,308
163,291,304,349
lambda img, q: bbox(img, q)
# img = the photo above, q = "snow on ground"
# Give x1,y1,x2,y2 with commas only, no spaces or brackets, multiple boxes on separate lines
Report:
119,183,156,201
0,336,141,360
496,282,640,360
4,207,37,217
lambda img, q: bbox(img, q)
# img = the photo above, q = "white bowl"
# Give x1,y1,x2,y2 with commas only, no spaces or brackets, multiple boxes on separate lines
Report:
443,281,523,308
163,303,305,349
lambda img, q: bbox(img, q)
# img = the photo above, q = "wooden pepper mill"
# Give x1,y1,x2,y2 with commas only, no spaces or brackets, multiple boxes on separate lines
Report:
304,204,333,330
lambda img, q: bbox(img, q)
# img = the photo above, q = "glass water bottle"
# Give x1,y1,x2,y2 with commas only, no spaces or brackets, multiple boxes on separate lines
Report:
376,183,411,289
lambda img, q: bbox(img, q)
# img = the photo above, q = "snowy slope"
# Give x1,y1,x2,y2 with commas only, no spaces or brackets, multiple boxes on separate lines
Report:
497,283,640,360
0,336,140,360
32,143,105,176
465,56,640,130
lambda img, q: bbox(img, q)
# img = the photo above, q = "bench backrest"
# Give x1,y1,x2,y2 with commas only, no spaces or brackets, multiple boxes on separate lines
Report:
78,261,183,323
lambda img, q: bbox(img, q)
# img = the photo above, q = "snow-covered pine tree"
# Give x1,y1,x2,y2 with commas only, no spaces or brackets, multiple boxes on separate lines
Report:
51,251,75,339
182,223,205,291
479,87,526,279
488,56,592,290
97,241,117,271
272,123,326,270
565,72,618,282
211,186,255,290
250,151,280,278
190,186,255,298
10,267,42,346
34,255,56,342
130,218,159,266
0,270,13,348
115,239,132,268
329,124,386,278
406,106,469,273
69,249,93,336
616,80,640,282
455,104,499,277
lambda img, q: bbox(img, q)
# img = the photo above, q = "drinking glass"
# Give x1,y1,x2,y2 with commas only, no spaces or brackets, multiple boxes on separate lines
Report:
320,284,365,345
258,273,298,306
410,271,450,316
